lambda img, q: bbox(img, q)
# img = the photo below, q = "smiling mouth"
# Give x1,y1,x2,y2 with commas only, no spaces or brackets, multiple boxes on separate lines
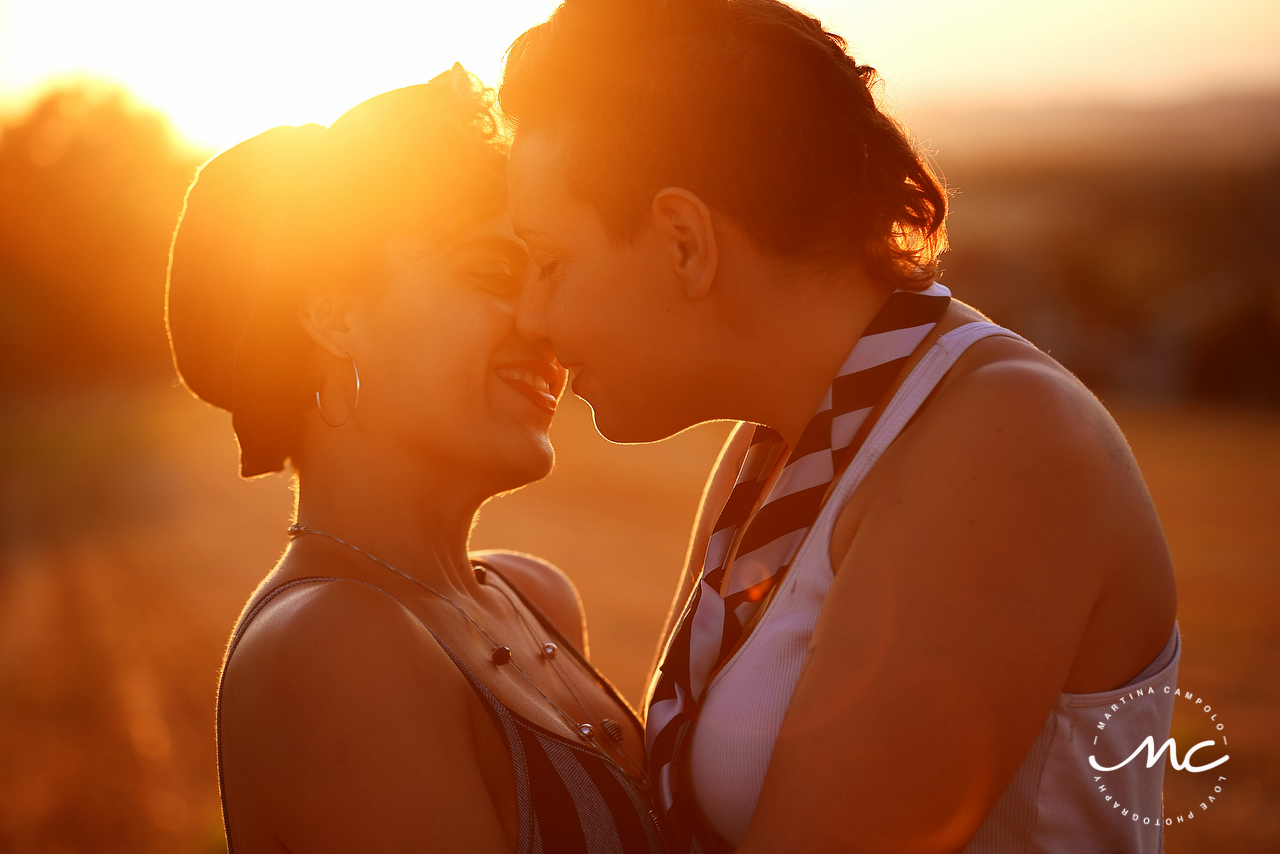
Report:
494,361,566,414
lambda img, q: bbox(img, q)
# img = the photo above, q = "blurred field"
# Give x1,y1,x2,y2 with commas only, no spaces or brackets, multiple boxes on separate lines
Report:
0,382,1276,852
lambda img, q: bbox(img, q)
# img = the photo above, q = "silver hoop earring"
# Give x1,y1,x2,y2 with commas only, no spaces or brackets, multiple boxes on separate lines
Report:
316,354,360,427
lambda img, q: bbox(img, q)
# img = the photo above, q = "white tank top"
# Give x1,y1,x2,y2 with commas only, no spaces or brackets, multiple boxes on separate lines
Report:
685,321,1181,853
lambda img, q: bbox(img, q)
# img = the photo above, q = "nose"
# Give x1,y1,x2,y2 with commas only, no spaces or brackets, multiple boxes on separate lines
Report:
516,264,551,341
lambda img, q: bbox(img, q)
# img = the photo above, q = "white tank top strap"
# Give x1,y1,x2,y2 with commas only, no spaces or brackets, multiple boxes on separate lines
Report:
828,320,1028,513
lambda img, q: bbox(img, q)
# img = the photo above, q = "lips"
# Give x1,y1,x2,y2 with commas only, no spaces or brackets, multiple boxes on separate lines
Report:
494,359,567,414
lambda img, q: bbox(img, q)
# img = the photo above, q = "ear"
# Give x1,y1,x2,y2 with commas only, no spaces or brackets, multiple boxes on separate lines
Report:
299,287,356,360
651,188,718,301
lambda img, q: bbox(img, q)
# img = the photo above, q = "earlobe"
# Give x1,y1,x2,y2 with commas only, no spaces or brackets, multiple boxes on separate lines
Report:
652,188,718,301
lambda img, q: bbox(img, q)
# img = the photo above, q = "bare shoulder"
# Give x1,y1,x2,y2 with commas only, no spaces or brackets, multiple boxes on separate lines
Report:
832,331,1174,689
919,334,1139,482
832,330,1166,618
876,333,1165,567
218,579,514,851
469,550,587,653
223,578,470,726
953,336,1106,424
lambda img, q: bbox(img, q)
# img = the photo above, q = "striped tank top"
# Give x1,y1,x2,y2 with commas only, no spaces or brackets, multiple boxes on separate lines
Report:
217,572,666,854
683,322,1181,853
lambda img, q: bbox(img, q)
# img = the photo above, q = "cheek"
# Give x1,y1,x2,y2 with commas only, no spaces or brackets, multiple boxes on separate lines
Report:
365,290,504,425
559,253,664,349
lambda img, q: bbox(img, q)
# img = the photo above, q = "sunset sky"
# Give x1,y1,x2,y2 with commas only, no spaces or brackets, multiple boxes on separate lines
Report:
1,0,1277,150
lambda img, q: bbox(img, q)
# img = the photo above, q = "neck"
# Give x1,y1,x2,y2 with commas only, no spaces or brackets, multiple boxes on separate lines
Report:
710,262,894,448
292,428,485,596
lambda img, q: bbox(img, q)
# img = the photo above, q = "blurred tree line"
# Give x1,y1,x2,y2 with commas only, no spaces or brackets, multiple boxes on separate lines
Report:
0,83,1277,403
944,155,1280,404
0,84,202,392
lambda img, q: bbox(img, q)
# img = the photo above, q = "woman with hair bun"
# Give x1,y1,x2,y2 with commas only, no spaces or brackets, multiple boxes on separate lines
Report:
167,67,664,853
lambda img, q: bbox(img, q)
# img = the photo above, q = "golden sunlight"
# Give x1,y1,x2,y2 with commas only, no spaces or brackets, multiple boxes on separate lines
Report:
2,2,1279,853
0,0,560,150
1,0,1277,151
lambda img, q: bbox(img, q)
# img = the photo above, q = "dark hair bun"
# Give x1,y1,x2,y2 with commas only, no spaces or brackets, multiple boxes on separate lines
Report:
166,68,507,477
166,122,324,411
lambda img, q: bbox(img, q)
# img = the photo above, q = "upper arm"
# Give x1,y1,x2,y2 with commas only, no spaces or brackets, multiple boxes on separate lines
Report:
470,550,588,654
220,582,510,854
739,361,1126,853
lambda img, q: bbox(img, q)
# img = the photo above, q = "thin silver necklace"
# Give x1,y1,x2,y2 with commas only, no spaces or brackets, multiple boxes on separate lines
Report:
287,523,642,780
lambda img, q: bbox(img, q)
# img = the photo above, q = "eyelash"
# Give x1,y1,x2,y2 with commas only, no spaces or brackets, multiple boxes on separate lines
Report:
470,265,519,295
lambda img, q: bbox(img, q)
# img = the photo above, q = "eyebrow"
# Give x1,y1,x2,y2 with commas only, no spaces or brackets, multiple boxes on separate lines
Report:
513,227,563,247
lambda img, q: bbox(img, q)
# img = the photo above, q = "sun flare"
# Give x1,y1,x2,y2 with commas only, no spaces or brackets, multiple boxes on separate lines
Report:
1,0,1278,151
0,0,559,151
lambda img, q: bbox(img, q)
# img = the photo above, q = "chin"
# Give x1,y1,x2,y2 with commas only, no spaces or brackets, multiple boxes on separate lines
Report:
489,436,555,493
586,398,685,445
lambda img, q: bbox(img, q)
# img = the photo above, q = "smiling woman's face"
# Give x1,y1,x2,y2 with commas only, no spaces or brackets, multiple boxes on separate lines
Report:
341,214,567,492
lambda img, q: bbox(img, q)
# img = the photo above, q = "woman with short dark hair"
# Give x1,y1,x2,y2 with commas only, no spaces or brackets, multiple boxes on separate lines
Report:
500,2,1180,852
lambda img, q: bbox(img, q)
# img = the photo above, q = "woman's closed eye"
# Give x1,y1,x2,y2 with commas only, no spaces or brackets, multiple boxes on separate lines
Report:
469,259,522,297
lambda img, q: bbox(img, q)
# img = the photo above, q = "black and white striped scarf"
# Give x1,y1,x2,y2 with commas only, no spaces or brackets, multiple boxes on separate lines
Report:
644,282,952,851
